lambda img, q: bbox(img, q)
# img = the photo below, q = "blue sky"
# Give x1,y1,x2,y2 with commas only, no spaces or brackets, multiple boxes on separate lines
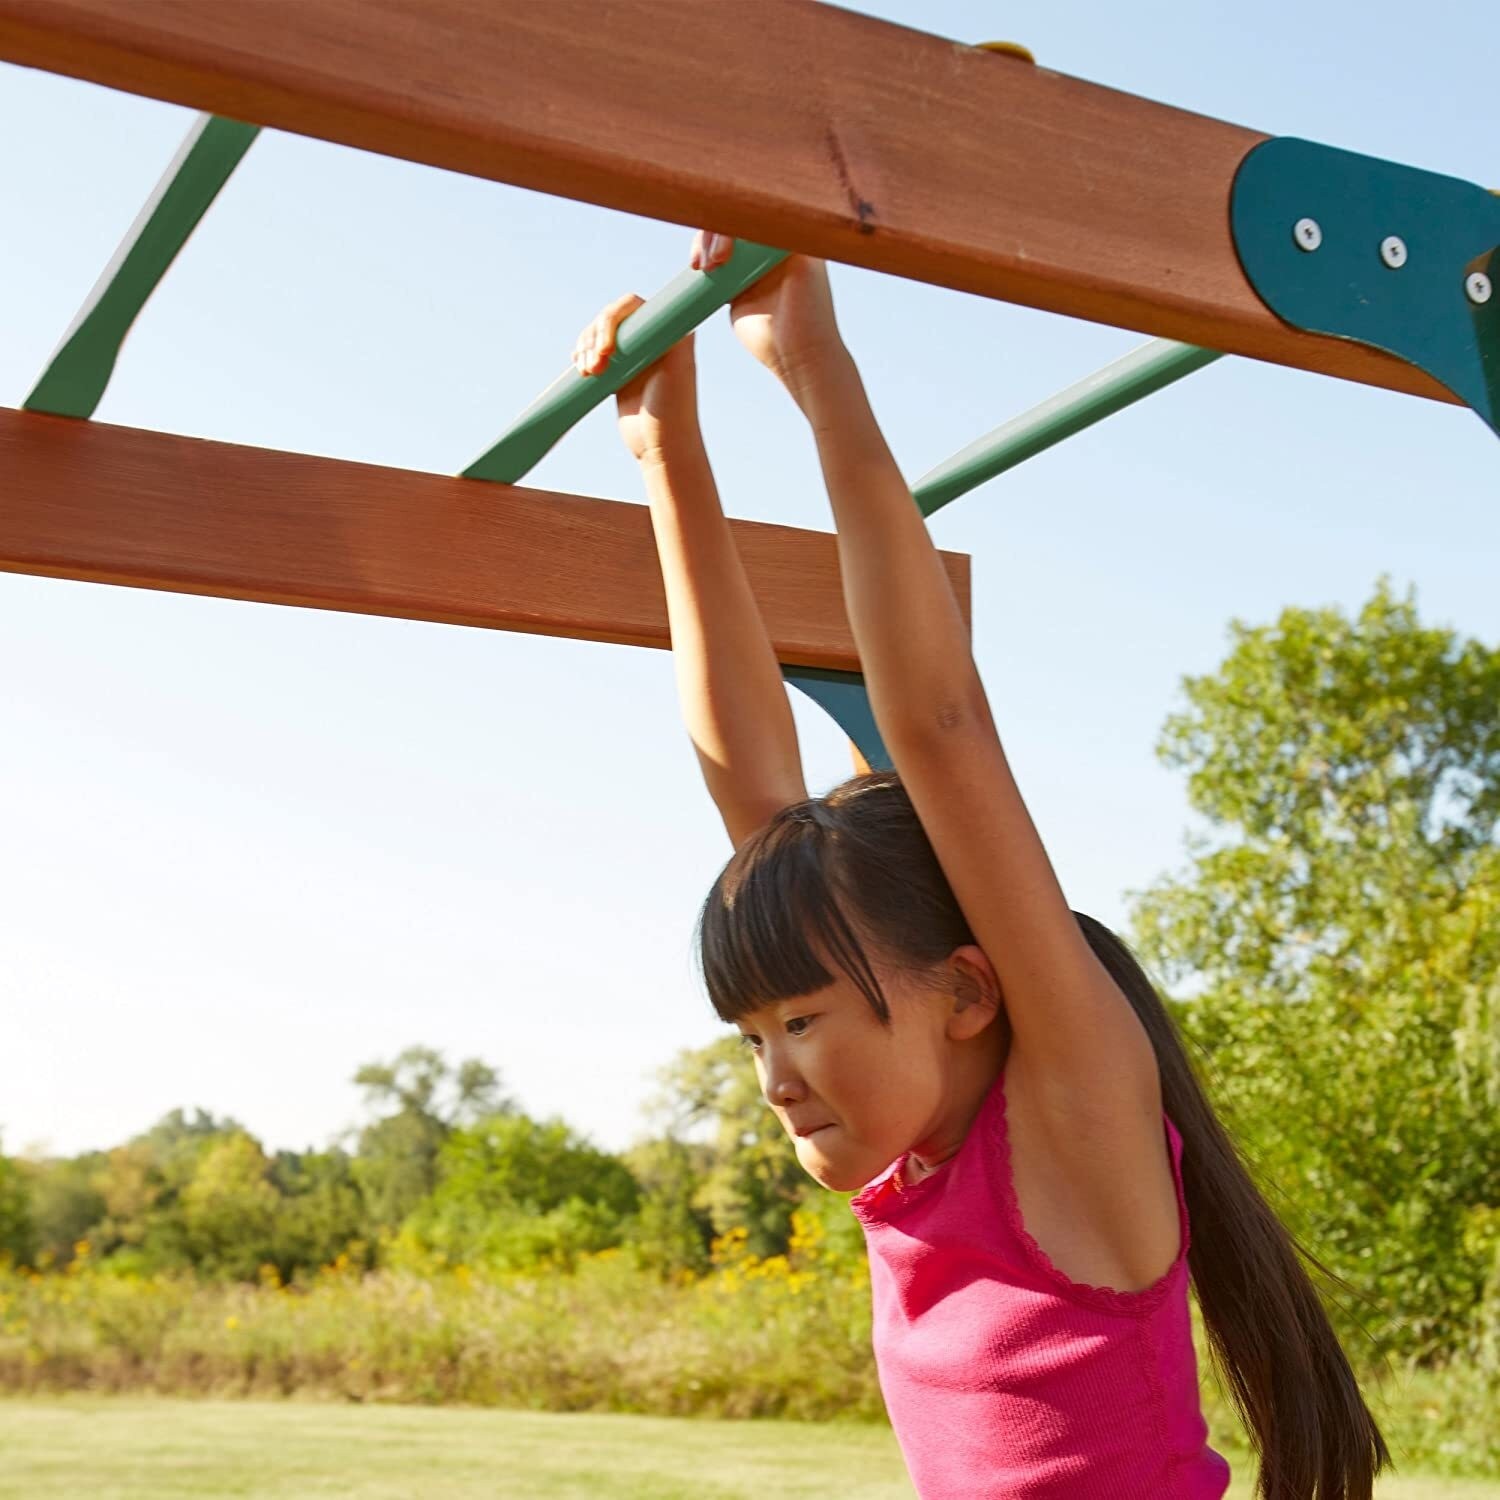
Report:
1,1,1495,1161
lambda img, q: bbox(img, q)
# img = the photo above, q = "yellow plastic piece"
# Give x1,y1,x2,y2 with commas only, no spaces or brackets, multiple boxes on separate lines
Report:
975,40,1036,64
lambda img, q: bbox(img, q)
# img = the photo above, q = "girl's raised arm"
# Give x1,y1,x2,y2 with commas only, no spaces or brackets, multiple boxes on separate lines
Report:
575,276,808,848
708,239,1163,1119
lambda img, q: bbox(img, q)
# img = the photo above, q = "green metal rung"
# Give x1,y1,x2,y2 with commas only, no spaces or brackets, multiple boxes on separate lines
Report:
912,340,1222,518
838,341,1218,767
463,240,788,483
25,113,260,418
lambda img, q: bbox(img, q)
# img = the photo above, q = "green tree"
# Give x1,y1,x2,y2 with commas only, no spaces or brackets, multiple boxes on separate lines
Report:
0,1139,35,1265
1129,578,1500,1365
647,1035,808,1259
268,1148,368,1275
179,1130,281,1281
402,1113,640,1271
90,1109,244,1270
351,1046,514,1235
619,1135,714,1278
18,1153,106,1266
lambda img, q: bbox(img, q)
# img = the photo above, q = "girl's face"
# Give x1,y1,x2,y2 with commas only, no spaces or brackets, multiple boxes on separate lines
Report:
735,954,999,1194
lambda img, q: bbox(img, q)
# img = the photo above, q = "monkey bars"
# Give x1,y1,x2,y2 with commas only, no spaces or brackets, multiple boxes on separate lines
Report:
1,0,1494,767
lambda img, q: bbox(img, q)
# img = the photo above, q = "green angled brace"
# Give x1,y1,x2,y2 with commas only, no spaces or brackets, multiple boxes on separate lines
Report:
912,339,1221,518
1231,138,1500,437
780,344,1216,772
782,667,891,772
24,113,260,418
462,240,788,482
791,339,1218,767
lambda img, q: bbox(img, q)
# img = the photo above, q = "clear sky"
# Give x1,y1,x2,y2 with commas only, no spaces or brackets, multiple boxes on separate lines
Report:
1,1,1496,1162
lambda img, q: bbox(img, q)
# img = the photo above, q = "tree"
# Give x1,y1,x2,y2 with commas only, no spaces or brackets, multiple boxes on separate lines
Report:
268,1148,368,1276
1129,578,1500,1364
90,1109,245,1270
0,1139,35,1265
351,1046,515,1235
619,1135,714,1278
647,1035,810,1259
18,1152,106,1266
401,1112,640,1271
179,1131,281,1281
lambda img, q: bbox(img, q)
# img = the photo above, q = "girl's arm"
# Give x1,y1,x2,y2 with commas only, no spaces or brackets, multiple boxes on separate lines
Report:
575,288,808,848
709,243,1162,1115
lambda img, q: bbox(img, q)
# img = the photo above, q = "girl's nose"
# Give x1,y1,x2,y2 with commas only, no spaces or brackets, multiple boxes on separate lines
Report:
763,1061,804,1107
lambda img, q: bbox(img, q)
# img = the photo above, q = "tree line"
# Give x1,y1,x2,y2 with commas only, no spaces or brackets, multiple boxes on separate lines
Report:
0,1035,839,1285
1,578,1496,1369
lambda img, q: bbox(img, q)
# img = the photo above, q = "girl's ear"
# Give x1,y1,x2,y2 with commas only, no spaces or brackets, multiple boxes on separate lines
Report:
946,944,1006,1040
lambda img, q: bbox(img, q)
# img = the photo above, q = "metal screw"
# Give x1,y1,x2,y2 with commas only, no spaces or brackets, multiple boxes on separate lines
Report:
1294,218,1322,252
1466,271,1493,305
1380,236,1408,269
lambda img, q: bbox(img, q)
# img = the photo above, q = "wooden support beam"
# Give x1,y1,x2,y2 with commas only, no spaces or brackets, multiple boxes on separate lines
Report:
0,0,1458,405
0,409,970,668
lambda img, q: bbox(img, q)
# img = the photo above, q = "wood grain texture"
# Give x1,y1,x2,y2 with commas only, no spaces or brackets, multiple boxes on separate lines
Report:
0,409,970,668
0,0,1455,404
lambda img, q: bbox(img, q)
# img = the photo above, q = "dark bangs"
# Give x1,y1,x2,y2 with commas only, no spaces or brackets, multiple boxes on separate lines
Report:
694,807,894,1026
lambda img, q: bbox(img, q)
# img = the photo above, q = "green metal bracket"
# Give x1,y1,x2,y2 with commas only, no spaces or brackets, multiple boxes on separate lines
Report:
25,114,260,418
463,240,787,483
782,667,891,771
1231,137,1500,435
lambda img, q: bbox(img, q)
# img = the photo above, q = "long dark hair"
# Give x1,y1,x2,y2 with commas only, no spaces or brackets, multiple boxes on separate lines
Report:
696,769,1392,1500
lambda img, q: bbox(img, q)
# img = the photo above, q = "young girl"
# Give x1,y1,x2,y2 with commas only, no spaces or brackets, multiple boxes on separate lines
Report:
573,234,1391,1499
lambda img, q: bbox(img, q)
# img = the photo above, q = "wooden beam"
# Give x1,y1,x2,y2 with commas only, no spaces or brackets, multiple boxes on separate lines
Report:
0,0,1458,405
0,409,969,668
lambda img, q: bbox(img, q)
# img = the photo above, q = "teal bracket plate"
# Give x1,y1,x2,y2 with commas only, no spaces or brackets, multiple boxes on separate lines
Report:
1231,137,1500,435
25,114,259,418
782,667,891,771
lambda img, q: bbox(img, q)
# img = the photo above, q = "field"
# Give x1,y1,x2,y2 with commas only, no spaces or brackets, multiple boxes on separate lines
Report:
0,1400,1494,1500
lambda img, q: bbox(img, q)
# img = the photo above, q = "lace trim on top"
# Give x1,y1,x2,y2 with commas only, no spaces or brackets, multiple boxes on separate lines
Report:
851,1066,1194,1319
991,1067,1192,1317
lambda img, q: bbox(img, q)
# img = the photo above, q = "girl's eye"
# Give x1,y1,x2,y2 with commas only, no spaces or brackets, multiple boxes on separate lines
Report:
739,1016,814,1051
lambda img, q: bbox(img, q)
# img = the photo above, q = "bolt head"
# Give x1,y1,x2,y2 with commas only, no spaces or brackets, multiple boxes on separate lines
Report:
1466,271,1493,305
1294,217,1322,252
1380,235,1408,269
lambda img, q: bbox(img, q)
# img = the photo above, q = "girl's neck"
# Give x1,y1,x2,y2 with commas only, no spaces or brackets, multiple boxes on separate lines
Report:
899,1034,1010,1188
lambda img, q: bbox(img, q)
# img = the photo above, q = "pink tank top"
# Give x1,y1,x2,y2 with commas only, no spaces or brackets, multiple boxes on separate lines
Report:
849,1063,1232,1499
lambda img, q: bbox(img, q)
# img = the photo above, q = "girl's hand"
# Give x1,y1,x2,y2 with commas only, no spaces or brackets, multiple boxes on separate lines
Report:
573,292,698,465
693,231,846,405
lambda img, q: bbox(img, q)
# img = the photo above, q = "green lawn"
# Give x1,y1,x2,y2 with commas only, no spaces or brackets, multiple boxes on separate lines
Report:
0,1399,1490,1499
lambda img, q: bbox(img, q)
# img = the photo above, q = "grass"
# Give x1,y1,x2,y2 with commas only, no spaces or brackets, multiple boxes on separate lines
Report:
0,1399,1494,1500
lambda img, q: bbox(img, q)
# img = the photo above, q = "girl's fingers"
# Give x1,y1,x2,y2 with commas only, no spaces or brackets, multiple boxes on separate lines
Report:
594,294,643,368
574,293,645,375
691,230,733,271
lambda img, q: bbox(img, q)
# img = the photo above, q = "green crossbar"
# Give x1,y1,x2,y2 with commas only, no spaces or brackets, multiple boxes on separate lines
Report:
25,114,259,418
462,241,788,483
913,340,1222,517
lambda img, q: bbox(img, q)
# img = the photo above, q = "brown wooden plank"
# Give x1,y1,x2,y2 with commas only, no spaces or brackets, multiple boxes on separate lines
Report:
0,408,970,669
0,0,1457,405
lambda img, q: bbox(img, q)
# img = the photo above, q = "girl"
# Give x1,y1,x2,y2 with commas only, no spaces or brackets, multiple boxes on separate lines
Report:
572,233,1391,1499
